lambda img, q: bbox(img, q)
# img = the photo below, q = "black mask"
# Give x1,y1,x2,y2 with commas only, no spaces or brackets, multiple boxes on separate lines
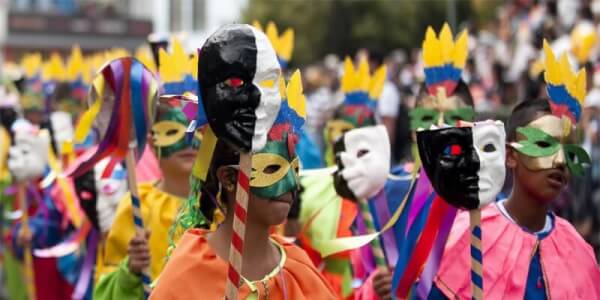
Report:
198,24,281,152
417,127,480,209
333,135,357,201
74,168,100,230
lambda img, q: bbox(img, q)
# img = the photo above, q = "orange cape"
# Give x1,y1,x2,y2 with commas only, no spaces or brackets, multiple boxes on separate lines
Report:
150,229,337,299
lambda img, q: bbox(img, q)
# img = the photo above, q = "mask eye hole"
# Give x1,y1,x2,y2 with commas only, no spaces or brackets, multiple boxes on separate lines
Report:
264,164,282,174
166,129,179,136
357,149,369,158
567,151,578,163
483,143,496,153
535,141,552,148
443,144,462,156
422,115,434,122
225,77,244,88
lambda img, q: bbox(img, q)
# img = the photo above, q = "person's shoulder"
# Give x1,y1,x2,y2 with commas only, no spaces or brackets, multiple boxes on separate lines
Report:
151,229,225,299
271,236,337,299
273,236,318,268
552,215,596,258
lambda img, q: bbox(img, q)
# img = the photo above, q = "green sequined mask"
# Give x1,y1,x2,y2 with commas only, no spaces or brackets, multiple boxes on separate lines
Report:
151,108,201,158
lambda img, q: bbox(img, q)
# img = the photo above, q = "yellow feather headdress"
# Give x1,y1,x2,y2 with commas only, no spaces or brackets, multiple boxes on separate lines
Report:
543,40,586,124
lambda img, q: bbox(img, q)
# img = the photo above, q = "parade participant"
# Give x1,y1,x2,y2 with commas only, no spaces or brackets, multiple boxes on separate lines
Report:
296,56,386,298
431,41,600,299
93,105,199,299
151,24,335,299
323,57,386,166
8,120,77,300
92,47,199,298
359,23,475,299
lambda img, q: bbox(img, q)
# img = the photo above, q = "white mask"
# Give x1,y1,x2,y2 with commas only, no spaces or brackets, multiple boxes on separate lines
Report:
337,125,391,199
472,120,506,206
250,26,282,151
94,158,127,233
8,121,50,182
50,111,74,153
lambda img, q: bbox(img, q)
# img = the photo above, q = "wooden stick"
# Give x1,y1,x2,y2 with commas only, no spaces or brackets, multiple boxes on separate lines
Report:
224,153,252,300
469,209,483,300
125,149,152,298
18,183,36,300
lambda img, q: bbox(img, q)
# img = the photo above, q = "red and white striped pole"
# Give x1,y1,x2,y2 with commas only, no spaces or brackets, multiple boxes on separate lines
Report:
224,153,252,300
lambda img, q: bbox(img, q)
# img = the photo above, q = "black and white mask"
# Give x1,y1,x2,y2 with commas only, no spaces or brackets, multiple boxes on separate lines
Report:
198,24,281,152
417,120,506,209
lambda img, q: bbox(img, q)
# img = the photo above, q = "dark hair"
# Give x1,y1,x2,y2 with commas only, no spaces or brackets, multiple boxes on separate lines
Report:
506,98,552,141
454,80,474,107
198,138,239,224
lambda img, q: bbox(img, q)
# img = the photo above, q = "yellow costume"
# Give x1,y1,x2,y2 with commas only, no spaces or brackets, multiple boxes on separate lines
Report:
96,182,182,281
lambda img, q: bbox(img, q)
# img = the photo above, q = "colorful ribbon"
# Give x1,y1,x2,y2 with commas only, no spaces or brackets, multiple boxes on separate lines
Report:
18,184,36,300
395,195,451,299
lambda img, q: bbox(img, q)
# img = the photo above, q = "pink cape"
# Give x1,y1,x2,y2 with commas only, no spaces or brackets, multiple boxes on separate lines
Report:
435,203,600,299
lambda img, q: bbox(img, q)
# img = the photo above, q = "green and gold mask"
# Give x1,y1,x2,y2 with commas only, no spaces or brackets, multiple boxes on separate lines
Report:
410,91,474,130
511,115,590,176
151,108,201,158
250,133,300,199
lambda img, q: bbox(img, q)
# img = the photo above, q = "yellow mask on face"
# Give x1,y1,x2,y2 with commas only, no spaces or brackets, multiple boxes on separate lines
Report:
326,119,355,145
152,121,186,147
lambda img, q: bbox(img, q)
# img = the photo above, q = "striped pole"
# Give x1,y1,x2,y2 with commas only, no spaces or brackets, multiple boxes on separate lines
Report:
469,209,483,300
358,198,387,270
125,149,152,298
18,184,36,300
225,153,252,300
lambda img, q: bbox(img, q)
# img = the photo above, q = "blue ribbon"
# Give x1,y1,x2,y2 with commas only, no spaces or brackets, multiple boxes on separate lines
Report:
130,61,147,155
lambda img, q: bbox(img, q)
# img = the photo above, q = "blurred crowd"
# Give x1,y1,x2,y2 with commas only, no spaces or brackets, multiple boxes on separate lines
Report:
298,0,600,258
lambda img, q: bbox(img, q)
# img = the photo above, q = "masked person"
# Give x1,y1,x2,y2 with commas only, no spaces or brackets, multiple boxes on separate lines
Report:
151,24,335,299
430,42,600,299
354,24,475,299
322,57,386,166
93,44,200,299
8,120,83,300
296,56,387,298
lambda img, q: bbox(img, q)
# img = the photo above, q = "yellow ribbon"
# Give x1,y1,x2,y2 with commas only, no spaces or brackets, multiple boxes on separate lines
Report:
0,127,11,181
74,76,105,143
193,126,217,181
44,144,83,228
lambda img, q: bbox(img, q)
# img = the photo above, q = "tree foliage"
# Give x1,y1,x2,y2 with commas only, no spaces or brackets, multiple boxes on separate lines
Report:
243,0,479,66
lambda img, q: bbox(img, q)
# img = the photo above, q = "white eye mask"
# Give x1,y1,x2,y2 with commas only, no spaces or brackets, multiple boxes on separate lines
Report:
94,158,128,233
8,123,50,182
339,125,391,199
472,120,506,207
250,26,282,151
50,111,74,153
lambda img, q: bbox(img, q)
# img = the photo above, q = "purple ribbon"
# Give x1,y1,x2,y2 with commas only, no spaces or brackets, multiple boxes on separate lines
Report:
355,211,376,274
406,168,434,234
72,229,98,300
371,190,398,266
415,207,457,298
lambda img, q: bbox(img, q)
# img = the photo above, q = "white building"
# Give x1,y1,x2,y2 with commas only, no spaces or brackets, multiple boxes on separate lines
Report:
150,0,249,51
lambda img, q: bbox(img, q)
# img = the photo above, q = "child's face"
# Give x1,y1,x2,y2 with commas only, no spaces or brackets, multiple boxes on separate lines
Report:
153,108,200,176
509,114,578,203
247,191,294,227
410,91,474,141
